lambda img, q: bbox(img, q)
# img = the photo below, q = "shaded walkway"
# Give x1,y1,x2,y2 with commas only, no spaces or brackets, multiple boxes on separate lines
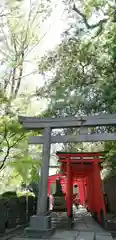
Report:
73,205,106,232
12,206,113,240
51,205,113,240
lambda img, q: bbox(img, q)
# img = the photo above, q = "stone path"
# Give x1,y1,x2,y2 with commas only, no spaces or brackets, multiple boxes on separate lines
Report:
13,206,113,240
50,206,113,240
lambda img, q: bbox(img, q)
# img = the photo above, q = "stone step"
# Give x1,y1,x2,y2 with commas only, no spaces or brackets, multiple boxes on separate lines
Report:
76,231,94,240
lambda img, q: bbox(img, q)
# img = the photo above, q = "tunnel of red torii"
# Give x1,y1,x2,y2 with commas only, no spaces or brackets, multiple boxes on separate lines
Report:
48,152,106,224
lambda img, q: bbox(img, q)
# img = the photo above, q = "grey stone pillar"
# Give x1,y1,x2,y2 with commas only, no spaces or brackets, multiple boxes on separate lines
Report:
37,127,51,215
25,127,55,238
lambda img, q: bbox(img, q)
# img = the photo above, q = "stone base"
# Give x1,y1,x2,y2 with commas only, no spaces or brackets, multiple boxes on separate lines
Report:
24,227,55,238
24,215,55,238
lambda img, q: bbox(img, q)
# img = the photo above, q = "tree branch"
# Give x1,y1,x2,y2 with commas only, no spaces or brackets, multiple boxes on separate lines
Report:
4,70,12,90
73,4,108,29
0,125,10,170
0,132,25,170
0,123,7,145
14,64,23,98
10,133,25,148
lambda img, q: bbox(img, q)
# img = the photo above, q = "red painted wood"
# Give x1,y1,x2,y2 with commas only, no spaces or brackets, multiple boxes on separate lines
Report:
57,152,105,158
56,152,106,219
48,152,106,222
66,159,73,217
92,162,106,222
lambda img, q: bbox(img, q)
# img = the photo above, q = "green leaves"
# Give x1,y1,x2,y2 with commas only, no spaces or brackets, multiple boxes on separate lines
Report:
39,37,102,116
9,153,40,185
37,0,116,178
84,0,107,17
0,0,53,193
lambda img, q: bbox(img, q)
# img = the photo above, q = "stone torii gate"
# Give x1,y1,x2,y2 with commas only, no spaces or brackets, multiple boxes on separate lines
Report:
19,114,116,238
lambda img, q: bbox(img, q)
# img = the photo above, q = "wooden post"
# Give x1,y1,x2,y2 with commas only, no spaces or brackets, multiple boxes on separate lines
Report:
66,159,73,217
81,179,85,206
37,127,51,215
48,182,51,195
84,178,87,207
83,179,86,206
92,162,106,223
86,174,94,212
78,180,85,206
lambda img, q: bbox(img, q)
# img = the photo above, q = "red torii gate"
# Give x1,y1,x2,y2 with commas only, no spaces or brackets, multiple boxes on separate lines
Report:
48,174,67,194
54,152,106,225
48,174,85,209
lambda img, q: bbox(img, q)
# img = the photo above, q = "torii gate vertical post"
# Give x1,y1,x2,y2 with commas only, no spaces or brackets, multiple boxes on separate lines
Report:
37,127,51,215
25,127,54,238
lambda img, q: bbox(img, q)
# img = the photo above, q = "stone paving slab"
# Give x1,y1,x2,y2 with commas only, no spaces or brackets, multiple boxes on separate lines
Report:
76,231,94,240
50,229,78,239
12,237,53,240
95,232,112,236
96,233,113,240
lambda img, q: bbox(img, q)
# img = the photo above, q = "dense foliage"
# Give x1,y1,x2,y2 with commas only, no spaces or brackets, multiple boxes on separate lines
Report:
38,0,116,177
0,0,51,192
